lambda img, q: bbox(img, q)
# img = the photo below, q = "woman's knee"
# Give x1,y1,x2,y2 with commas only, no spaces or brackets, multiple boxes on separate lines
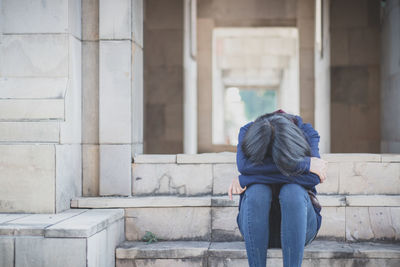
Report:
279,183,308,206
244,184,273,206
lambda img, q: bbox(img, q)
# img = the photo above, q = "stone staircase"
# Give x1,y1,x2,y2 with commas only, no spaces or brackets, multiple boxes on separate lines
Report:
1,153,400,266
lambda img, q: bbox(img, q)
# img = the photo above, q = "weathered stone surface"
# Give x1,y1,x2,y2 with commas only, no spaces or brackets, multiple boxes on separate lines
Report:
0,0,69,34
346,207,400,241
100,144,132,196
116,241,209,259
125,207,211,241
0,145,55,213
87,228,108,267
0,237,14,267
83,144,100,196
0,122,59,142
0,209,87,236
0,34,69,77
71,196,211,208
99,40,132,143
339,162,400,194
133,155,176,164
15,237,86,267
321,154,381,162
0,99,64,121
213,164,239,195
382,154,400,162
317,207,345,240
68,0,82,39
177,152,236,164
131,44,144,154
99,0,131,39
346,195,400,207
316,162,339,194
45,209,124,238
55,145,82,212
211,196,239,207
212,207,242,241
82,0,99,41
318,195,346,207
0,77,67,99
128,259,204,267
106,219,125,267
132,164,212,196
132,0,144,47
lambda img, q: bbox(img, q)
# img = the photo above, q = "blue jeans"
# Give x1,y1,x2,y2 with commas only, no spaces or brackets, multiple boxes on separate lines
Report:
237,183,318,267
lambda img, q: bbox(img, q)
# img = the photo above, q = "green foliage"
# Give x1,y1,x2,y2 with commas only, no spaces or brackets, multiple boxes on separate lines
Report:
142,231,158,244
239,89,277,121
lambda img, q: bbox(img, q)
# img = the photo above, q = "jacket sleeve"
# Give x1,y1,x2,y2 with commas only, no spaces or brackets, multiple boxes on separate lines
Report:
236,120,320,188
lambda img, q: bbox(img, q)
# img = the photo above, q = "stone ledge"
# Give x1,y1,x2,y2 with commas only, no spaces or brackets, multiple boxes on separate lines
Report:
382,154,400,162
177,152,236,164
71,195,400,209
0,209,124,238
133,154,177,164
321,154,382,162
116,241,400,260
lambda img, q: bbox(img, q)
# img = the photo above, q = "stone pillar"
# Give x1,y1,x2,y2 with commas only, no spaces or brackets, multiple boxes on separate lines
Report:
381,0,400,152
0,0,82,213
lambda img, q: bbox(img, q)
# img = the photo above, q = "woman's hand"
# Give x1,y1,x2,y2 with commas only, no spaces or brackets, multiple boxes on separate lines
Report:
228,177,247,200
309,157,328,183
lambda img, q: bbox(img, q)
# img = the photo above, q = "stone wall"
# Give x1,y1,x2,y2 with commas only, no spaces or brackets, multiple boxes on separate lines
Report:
381,0,400,152
0,0,82,213
143,0,184,154
330,0,381,152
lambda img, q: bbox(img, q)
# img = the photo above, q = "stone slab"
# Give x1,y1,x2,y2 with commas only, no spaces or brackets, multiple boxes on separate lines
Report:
316,162,340,194
0,122,59,143
177,152,236,164
125,207,211,241
0,237,14,267
82,144,99,196
0,209,87,236
99,0,131,39
119,259,204,267
87,228,108,267
317,207,346,240
346,195,400,207
99,40,132,143
0,99,64,121
132,0,144,47
382,154,400,162
116,241,209,259
133,155,177,164
72,196,211,208
45,209,124,238
15,237,86,267
100,144,132,196
0,77,67,99
321,154,382,162
318,195,346,207
132,164,212,196
0,145,56,213
213,164,239,195
212,207,242,242
0,34,69,77
0,215,31,224
131,43,144,153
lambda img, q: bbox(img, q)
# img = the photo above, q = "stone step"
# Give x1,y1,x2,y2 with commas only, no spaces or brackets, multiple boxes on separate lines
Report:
131,153,400,197
71,195,400,242
0,209,124,267
116,240,400,267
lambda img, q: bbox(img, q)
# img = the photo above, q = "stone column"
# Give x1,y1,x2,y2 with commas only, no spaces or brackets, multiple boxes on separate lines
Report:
381,0,400,152
0,0,82,213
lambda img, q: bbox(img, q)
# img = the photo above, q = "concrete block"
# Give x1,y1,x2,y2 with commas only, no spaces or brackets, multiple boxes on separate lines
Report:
0,237,14,267
316,162,339,194
99,41,132,143
87,229,108,267
213,164,239,195
317,207,345,240
177,152,236,164
133,155,176,164
0,34,68,77
15,237,86,267
55,145,82,212
99,0,131,39
83,144,99,196
132,164,212,196
82,0,99,41
82,41,99,144
0,0,68,34
106,219,125,267
212,207,242,241
0,77,67,99
125,207,211,241
72,196,211,208
132,0,144,47
0,122,59,143
116,241,209,259
100,145,132,196
0,145,55,213
339,162,400,194
45,209,124,238
60,35,82,144
0,99,64,121
132,44,144,152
